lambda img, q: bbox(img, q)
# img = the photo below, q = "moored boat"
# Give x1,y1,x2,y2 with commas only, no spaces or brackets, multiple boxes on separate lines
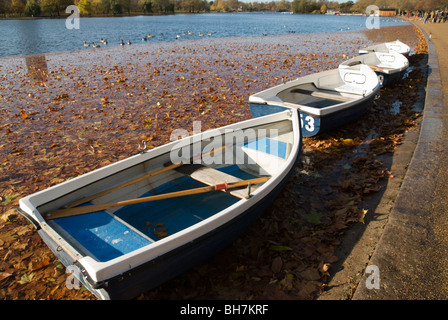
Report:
18,110,302,300
340,51,409,87
358,40,410,57
248,64,380,137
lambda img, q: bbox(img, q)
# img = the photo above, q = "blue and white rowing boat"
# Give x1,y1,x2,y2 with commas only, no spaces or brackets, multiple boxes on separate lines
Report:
248,65,380,137
340,51,409,87
358,40,411,57
18,109,302,300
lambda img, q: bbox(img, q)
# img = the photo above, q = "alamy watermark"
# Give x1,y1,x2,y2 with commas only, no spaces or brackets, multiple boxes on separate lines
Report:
168,121,283,176
65,265,81,290
365,5,380,30
66,5,80,30
365,265,380,289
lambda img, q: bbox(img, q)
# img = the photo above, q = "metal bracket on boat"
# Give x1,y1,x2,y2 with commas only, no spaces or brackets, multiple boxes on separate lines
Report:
245,182,252,199
138,140,147,154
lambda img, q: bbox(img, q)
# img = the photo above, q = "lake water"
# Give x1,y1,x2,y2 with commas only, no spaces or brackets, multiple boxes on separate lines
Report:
0,13,408,58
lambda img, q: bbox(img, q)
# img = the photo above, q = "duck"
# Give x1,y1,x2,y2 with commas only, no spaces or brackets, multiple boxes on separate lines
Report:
147,34,154,38
142,36,147,41
83,41,90,47
103,39,108,45
198,32,204,36
92,42,101,48
120,40,125,46
207,32,212,36
127,40,132,45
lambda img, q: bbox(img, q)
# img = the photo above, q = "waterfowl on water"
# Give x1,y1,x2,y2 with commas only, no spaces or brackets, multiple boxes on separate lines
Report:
92,42,100,48
127,40,132,45
120,40,125,46
83,41,90,47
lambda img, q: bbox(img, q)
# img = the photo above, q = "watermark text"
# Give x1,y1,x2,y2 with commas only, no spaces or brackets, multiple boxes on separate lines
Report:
66,5,80,30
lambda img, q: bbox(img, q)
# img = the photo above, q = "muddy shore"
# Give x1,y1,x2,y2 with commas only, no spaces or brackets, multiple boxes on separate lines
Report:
0,24,426,300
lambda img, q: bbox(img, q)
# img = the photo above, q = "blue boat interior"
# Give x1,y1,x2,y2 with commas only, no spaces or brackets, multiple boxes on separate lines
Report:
51,138,289,262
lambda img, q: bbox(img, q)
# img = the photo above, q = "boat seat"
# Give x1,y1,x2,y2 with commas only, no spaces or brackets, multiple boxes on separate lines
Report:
175,138,290,198
238,137,291,176
291,88,354,102
175,164,259,199
333,84,366,96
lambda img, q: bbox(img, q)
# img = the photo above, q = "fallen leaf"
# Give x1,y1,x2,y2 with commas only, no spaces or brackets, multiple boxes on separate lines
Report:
18,272,35,284
271,257,283,274
304,210,322,224
359,209,368,224
29,259,50,271
269,245,292,252
1,209,17,222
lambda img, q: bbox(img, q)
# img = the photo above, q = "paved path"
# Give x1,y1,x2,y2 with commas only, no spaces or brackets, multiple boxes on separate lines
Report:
353,20,448,299
417,20,448,99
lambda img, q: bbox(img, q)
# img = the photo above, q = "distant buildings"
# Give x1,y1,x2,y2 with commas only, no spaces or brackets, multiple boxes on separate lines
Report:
326,7,397,16
378,8,397,16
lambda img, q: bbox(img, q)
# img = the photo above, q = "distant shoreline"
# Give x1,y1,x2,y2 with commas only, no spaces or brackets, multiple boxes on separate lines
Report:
0,11,372,21
0,12,184,20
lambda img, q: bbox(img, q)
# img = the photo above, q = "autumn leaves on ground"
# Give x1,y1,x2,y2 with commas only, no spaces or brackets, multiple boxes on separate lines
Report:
0,24,427,300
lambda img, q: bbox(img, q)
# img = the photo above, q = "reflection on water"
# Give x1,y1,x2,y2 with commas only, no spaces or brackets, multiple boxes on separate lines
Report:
17,20,44,57
391,101,402,114
25,54,48,81
0,13,409,58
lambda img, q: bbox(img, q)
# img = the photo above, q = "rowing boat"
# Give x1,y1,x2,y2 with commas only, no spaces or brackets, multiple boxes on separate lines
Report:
248,64,380,137
18,109,302,300
358,40,411,57
340,51,409,87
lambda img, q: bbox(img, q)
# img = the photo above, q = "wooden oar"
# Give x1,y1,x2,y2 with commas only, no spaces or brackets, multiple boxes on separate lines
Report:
44,177,269,220
367,64,393,71
65,162,183,208
65,144,227,208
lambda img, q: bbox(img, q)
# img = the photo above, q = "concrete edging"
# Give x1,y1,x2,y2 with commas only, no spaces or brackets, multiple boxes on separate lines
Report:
352,24,446,299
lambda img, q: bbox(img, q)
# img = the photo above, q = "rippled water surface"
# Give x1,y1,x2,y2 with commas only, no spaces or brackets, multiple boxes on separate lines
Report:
0,13,408,58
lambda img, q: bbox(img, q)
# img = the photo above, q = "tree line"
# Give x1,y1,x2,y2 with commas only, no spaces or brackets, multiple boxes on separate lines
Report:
0,0,361,17
1,0,447,17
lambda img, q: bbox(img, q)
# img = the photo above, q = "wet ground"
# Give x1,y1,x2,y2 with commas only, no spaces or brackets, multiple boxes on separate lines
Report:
0,24,427,300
